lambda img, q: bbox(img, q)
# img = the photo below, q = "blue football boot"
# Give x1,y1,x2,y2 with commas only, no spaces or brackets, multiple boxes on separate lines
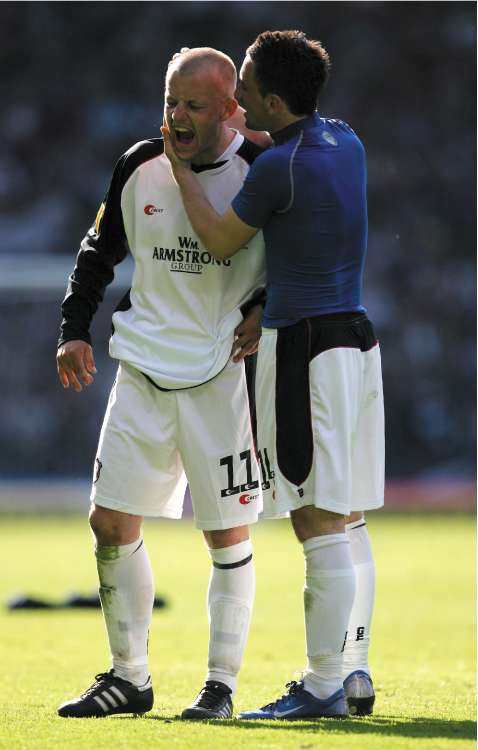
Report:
343,670,375,715
238,680,348,720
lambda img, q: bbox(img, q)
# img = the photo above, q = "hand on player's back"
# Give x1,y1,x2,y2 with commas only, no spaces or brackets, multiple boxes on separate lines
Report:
56,340,97,392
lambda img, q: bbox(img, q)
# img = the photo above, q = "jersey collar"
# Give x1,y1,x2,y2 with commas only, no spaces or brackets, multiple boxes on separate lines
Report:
191,130,244,173
191,161,227,173
272,112,321,145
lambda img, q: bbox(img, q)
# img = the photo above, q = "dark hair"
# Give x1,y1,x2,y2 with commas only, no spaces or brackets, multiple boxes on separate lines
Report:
247,30,330,116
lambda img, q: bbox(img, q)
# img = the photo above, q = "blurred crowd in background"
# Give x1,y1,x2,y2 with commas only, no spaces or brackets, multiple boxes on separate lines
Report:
0,2,475,481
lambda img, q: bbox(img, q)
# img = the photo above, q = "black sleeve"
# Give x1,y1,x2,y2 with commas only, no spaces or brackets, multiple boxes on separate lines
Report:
58,138,164,348
236,137,268,166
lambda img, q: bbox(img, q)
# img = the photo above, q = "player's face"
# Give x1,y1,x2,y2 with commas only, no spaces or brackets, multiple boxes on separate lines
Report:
237,57,270,131
165,68,231,165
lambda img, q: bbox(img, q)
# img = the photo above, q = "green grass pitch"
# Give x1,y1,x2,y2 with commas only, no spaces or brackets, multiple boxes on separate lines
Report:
0,513,475,749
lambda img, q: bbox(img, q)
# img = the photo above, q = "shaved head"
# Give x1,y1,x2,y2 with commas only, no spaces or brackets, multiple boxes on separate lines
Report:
164,46,238,165
167,47,237,99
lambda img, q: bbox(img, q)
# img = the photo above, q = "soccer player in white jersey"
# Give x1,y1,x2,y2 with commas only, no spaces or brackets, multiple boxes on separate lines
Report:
56,47,273,721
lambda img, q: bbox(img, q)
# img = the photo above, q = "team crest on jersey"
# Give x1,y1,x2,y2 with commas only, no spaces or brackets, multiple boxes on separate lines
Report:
322,131,338,146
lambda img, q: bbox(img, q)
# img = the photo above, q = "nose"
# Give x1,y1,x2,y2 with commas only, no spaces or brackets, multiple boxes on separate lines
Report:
171,102,187,121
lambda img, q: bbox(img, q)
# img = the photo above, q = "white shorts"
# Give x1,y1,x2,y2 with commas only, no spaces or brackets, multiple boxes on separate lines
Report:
91,359,265,530
256,314,385,518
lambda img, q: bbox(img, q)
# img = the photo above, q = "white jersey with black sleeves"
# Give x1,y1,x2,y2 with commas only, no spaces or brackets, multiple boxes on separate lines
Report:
60,130,266,390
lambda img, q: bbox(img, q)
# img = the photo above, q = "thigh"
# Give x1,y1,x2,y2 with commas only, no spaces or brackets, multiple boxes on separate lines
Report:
291,505,346,542
350,344,385,510
177,358,264,530
257,321,320,518
255,328,288,519
307,346,364,513
91,363,187,518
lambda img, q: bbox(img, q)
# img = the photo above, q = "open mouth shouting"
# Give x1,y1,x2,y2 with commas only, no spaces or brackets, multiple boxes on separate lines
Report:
173,125,196,150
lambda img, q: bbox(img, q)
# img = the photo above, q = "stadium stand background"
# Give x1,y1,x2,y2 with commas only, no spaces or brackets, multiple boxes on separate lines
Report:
0,2,475,509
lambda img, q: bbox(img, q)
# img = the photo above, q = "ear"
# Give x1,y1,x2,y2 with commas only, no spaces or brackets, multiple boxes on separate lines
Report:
265,93,286,116
220,97,238,122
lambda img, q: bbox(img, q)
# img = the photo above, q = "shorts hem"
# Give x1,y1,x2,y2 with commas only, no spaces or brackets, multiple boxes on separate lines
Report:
194,514,260,531
355,497,385,512
91,492,183,519
263,496,384,517
260,511,290,520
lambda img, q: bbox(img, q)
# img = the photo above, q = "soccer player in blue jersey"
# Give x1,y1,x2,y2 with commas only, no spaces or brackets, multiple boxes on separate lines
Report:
162,30,384,720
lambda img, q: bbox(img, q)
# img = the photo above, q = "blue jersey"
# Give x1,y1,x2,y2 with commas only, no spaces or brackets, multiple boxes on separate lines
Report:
232,113,368,327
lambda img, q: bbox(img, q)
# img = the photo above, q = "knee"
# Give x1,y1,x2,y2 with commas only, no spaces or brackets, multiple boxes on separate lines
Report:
291,506,346,543
89,505,118,544
204,525,249,549
89,504,143,545
345,511,365,525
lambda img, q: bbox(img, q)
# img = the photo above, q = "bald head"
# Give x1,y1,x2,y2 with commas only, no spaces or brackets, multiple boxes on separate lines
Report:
167,47,237,99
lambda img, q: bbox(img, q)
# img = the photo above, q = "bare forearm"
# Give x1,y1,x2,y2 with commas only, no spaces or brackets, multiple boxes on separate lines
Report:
173,166,232,258
161,123,258,256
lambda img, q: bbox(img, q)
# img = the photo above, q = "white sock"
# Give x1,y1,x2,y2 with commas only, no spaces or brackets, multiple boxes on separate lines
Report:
302,533,356,700
96,537,154,687
206,539,255,695
343,519,375,678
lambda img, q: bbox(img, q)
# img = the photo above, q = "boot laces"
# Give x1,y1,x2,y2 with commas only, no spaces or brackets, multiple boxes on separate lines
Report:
195,683,229,709
261,681,303,711
80,672,113,699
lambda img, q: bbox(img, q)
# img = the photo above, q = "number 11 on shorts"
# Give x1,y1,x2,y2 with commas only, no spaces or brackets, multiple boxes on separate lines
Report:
219,448,274,497
220,449,259,498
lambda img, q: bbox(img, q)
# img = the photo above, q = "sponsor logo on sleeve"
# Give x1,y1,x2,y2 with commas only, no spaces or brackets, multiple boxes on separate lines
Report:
144,204,164,215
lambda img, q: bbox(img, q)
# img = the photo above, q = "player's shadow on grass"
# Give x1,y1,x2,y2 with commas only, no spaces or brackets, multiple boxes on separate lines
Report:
213,716,476,740
138,715,476,740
